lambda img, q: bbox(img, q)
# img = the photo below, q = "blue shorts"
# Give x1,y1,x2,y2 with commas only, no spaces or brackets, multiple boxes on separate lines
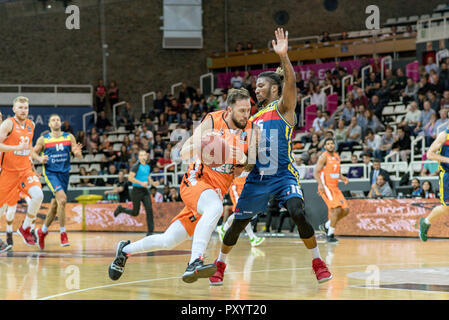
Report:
234,171,304,220
439,170,449,206
43,171,70,197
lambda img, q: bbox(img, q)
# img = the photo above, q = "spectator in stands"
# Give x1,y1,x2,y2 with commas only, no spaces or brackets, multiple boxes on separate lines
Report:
354,88,369,109
119,102,135,126
312,109,326,136
156,149,173,172
402,77,418,104
61,120,74,135
440,63,449,91
421,180,436,198
140,124,155,145
246,42,254,51
435,108,449,133
235,42,243,52
377,79,391,105
217,93,227,110
363,129,382,157
422,112,438,147
425,57,439,75
87,127,100,153
104,170,130,202
296,72,305,92
206,94,219,112
395,68,408,92
295,156,307,180
107,80,119,110
418,76,431,96
338,31,348,41
153,134,166,159
356,104,367,133
392,126,411,162
308,70,319,86
96,110,112,133
153,91,166,116
116,145,129,170
368,174,394,198
99,133,111,152
334,119,347,146
308,133,321,155
364,109,385,134
76,130,87,152
317,130,334,150
157,113,169,137
90,168,106,187
377,125,395,161
440,91,449,109
102,145,117,172
167,98,181,124
304,153,318,179
347,154,363,179
179,112,193,131
322,111,334,131
149,186,163,203
365,72,381,98
168,187,182,202
106,164,118,186
311,84,326,109
403,25,415,38
362,152,372,168
338,116,362,152
341,101,355,124
242,71,254,89
230,70,243,89
415,101,435,135
320,31,331,42
79,168,94,187
409,178,423,197
427,91,440,113
370,157,391,185
402,101,421,133
368,94,384,123
162,184,171,202
95,79,107,112
193,87,205,103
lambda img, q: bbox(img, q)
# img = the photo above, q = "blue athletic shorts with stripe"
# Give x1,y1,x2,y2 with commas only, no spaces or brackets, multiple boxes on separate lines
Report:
43,171,70,197
439,170,449,206
234,170,304,220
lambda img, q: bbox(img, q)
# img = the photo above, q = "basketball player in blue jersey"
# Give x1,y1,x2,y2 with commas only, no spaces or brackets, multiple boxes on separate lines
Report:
209,28,332,286
419,128,449,241
33,114,83,249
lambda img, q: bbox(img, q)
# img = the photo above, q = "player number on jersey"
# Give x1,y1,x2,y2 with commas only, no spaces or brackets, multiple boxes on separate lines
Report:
290,185,303,197
14,136,31,156
55,143,64,151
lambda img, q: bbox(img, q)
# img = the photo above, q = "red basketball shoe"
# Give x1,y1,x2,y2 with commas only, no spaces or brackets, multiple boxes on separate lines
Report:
60,232,70,247
17,224,35,246
209,259,227,286
35,228,48,250
312,258,332,283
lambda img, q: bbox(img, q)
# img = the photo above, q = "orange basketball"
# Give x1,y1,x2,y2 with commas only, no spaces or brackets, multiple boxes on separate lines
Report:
201,133,230,168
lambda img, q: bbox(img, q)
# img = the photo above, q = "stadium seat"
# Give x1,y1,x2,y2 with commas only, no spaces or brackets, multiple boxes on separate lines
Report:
84,154,94,163
340,151,352,163
408,16,419,23
129,134,135,140
347,31,361,38
341,166,349,175
113,143,122,151
117,126,127,133
432,12,442,18
420,14,431,20
394,105,406,114
396,162,409,173
89,164,101,172
353,150,362,159
396,115,405,123
382,106,394,116
385,18,397,26
381,163,394,173
411,162,422,173
118,134,126,141
396,17,408,24
70,175,80,185
70,164,80,173
435,4,446,11
168,123,178,131
94,153,104,162
444,11,449,17
108,135,118,142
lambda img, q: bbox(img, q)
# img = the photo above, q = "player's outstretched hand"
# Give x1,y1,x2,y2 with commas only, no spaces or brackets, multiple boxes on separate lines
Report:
272,27,288,57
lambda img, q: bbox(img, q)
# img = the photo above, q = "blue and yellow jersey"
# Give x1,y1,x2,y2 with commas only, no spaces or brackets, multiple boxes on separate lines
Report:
43,132,72,174
439,129,449,172
250,99,299,180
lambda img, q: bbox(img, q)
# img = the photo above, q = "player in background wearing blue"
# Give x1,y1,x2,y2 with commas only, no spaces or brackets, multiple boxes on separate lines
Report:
33,114,83,249
209,28,332,286
419,128,449,241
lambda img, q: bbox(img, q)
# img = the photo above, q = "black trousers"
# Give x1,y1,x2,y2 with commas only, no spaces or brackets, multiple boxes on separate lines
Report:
119,186,154,233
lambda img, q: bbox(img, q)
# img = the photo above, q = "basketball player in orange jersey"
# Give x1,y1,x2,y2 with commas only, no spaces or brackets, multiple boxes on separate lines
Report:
108,88,255,283
0,96,47,246
313,138,349,244
216,174,265,246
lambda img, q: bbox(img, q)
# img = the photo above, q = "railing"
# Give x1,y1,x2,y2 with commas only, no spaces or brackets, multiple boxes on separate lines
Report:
417,15,449,42
171,82,183,96
408,160,439,178
300,95,311,127
141,91,156,115
384,150,398,162
381,55,392,81
112,101,127,130
361,65,373,90
411,135,426,162
200,72,214,96
320,85,333,95
267,35,320,49
341,75,353,105
82,111,97,133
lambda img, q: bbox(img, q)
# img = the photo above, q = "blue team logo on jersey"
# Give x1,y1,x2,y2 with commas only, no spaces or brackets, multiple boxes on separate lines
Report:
27,126,31,132
21,182,25,188
240,131,247,142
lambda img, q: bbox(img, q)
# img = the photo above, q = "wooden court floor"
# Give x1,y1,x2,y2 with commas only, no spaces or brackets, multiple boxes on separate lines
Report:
1,231,449,300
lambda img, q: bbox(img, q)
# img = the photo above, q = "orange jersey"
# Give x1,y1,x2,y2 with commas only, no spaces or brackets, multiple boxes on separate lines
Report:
229,175,247,211
319,151,341,188
1,117,34,172
183,110,253,197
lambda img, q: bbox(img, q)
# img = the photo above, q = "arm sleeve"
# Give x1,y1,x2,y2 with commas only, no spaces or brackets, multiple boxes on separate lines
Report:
131,163,140,174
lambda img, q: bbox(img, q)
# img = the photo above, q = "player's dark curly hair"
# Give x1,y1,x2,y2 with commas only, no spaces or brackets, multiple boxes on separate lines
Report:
257,67,284,97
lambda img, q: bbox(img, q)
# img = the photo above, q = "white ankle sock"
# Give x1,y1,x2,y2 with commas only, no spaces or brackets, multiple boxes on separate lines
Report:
325,220,330,229
6,224,12,233
23,216,33,229
311,246,321,260
60,227,66,233
328,227,335,236
424,217,430,225
42,224,48,233
218,251,227,263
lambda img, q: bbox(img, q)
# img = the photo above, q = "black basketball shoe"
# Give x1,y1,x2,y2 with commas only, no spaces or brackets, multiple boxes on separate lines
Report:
326,234,339,244
6,232,13,247
182,257,217,284
113,205,123,217
108,240,131,280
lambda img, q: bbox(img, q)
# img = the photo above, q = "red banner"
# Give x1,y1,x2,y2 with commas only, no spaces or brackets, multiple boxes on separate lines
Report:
336,198,449,238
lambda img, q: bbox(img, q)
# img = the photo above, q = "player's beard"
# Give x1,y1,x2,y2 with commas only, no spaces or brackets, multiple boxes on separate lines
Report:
231,114,247,130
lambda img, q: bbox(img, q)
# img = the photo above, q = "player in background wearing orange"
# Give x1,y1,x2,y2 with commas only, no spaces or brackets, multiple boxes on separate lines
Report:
216,174,265,247
313,138,349,244
0,96,47,246
108,88,254,282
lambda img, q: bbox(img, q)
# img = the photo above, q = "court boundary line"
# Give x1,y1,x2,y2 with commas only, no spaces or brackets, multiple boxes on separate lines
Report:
38,261,449,300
